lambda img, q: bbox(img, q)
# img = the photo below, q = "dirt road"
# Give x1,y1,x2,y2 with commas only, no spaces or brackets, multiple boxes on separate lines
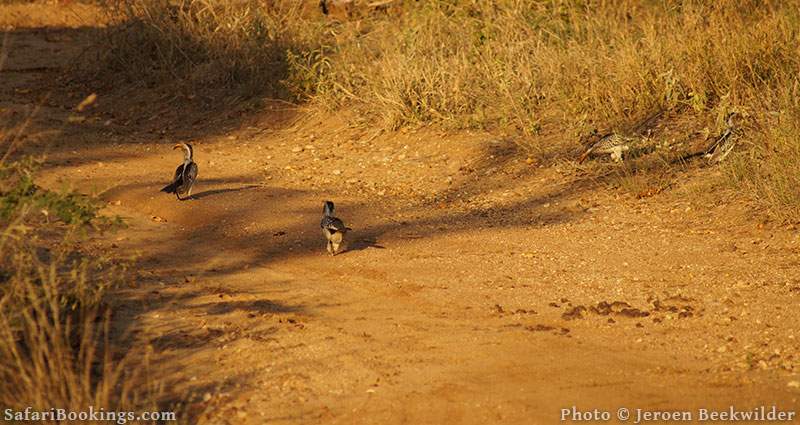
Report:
3,4,799,424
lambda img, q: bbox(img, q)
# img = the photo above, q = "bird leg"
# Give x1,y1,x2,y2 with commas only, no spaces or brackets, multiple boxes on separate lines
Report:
330,232,344,255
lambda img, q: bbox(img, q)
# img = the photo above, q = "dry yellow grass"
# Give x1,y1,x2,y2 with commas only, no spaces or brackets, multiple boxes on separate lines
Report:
0,109,160,420
726,97,800,221
0,183,160,422
103,0,800,219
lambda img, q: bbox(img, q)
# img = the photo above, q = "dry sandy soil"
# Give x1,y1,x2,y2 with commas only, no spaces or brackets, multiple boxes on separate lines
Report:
2,3,799,424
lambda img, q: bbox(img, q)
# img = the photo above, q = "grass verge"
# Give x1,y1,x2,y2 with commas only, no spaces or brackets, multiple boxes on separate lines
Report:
0,156,160,420
100,0,800,219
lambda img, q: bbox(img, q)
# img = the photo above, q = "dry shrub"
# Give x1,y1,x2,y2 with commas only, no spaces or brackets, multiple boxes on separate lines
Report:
726,92,800,221
0,159,158,418
0,226,146,416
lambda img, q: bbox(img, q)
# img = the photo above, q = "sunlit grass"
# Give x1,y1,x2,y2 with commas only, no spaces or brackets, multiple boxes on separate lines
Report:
103,0,800,220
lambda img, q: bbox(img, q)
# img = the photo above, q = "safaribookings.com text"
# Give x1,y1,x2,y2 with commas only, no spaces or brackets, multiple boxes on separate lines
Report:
4,406,176,424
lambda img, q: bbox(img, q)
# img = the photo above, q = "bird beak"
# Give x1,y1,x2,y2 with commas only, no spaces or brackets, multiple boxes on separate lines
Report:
173,144,182,150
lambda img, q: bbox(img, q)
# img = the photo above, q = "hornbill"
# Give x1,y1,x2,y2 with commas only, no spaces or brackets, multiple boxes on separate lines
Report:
161,143,198,200
320,200,351,255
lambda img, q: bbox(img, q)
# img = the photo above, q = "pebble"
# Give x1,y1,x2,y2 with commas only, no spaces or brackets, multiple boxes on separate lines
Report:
291,146,303,153
788,381,800,388
332,169,342,175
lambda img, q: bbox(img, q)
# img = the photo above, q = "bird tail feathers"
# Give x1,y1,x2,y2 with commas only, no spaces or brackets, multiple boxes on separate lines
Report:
161,182,177,193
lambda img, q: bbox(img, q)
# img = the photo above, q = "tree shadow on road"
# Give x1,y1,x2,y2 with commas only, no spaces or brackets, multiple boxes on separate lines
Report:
190,185,260,200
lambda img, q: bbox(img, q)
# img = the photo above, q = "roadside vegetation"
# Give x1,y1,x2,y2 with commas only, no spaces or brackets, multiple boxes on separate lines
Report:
0,149,158,418
101,0,800,218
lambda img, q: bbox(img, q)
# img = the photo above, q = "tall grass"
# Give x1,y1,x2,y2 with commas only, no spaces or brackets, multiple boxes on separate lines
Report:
727,93,800,221
101,0,316,97
103,0,800,218
0,159,158,418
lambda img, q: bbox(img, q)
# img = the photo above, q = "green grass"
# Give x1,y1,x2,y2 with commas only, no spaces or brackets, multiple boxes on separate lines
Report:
0,157,100,224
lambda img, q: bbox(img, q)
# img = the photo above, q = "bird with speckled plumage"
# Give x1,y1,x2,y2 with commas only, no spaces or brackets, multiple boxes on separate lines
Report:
578,130,632,163
320,201,351,256
161,142,198,200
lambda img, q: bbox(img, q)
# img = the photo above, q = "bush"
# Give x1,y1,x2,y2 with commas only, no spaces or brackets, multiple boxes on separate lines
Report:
0,157,100,225
0,158,156,418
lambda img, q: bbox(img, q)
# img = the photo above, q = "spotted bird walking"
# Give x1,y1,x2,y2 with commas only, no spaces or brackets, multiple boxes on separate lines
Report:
320,201,350,256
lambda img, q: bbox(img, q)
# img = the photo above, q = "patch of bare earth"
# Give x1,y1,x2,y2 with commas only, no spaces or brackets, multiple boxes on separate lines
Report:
3,3,799,424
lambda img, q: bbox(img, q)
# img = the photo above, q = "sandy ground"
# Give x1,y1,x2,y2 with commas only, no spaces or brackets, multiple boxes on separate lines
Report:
2,3,799,424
